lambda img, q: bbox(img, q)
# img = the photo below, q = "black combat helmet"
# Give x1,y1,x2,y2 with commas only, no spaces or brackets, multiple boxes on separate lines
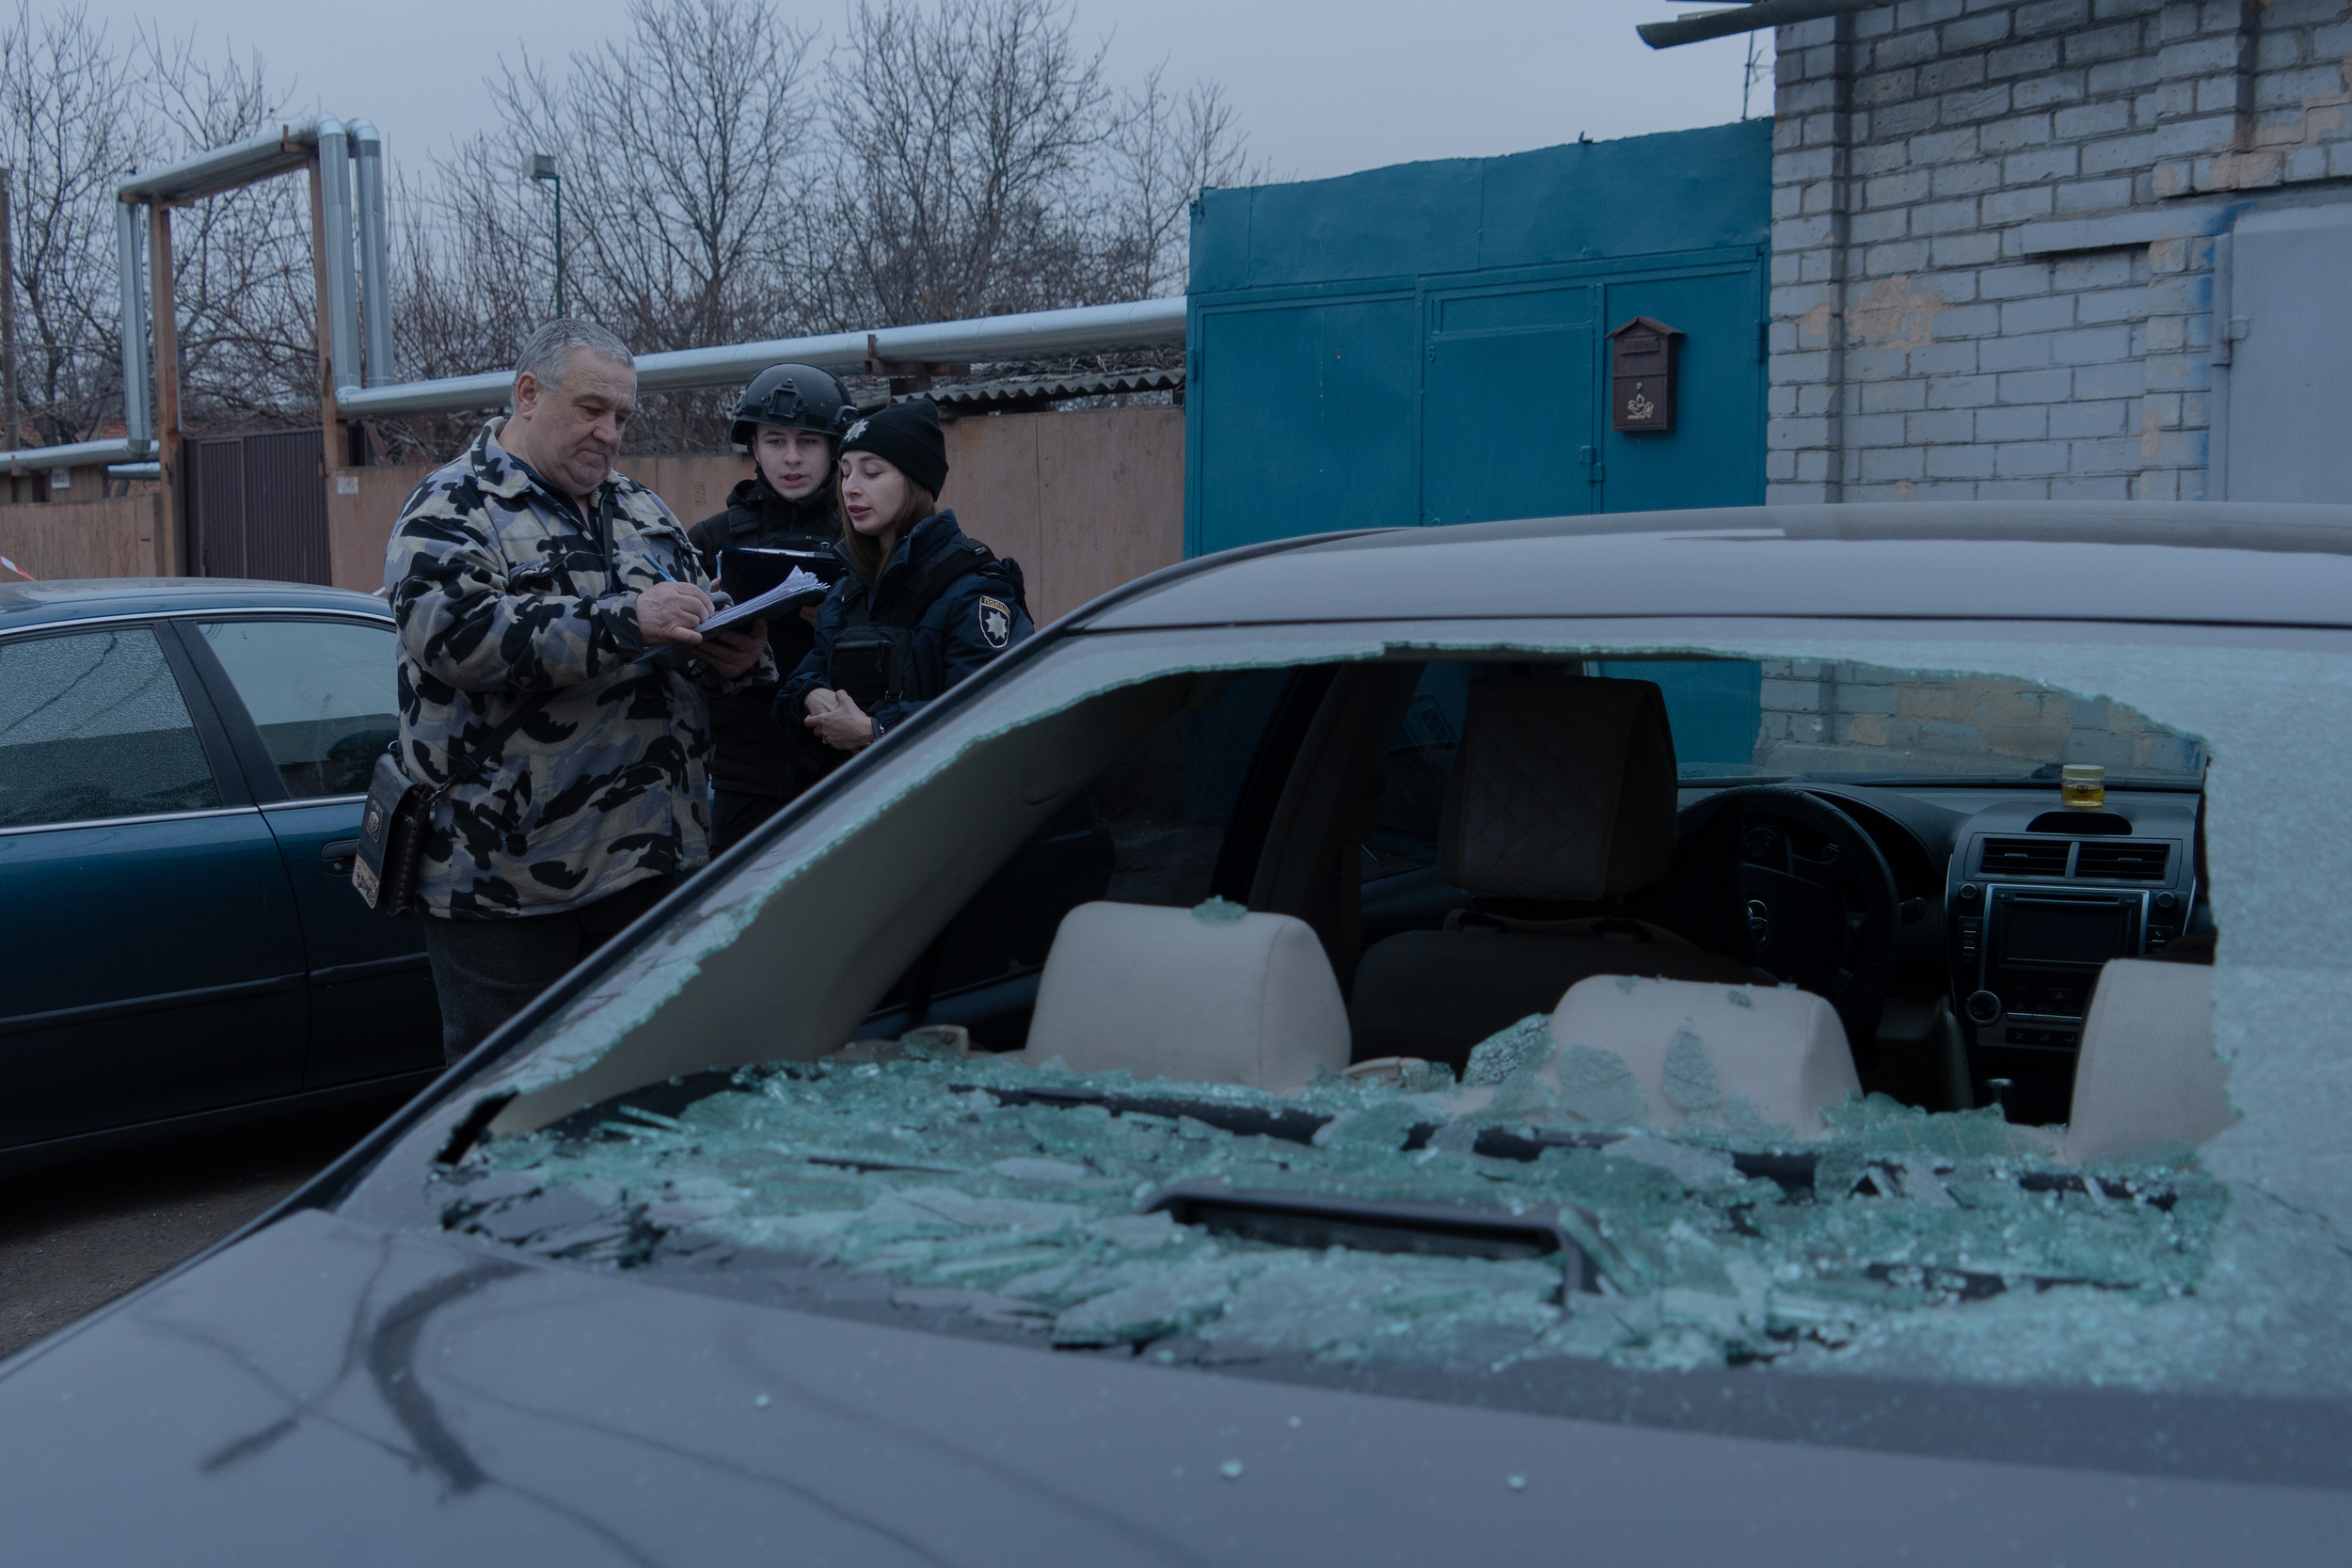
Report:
729,362,855,450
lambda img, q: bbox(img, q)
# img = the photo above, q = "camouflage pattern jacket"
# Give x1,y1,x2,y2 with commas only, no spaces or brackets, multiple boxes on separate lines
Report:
385,420,769,919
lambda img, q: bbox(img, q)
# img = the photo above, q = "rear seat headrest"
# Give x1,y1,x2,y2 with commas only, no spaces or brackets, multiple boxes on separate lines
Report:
1438,675,1680,902
1019,901,1351,1091
1533,975,1858,1139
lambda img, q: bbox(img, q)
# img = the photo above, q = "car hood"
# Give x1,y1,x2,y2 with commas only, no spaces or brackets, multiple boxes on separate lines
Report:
0,1210,2345,1565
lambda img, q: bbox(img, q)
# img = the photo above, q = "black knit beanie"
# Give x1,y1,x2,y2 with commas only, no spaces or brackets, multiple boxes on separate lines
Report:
839,397,949,498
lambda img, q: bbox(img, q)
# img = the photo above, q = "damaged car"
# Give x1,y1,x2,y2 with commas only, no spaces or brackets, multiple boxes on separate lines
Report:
4,502,2350,1562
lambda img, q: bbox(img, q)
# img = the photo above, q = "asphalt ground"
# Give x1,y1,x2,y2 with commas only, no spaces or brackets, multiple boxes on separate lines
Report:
0,1102,397,1361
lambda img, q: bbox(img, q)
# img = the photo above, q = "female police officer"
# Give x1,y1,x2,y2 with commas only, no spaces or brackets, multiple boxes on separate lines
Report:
779,397,1032,752
689,362,853,847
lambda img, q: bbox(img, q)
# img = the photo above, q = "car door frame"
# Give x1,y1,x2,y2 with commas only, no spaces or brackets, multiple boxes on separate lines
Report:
165,608,442,1088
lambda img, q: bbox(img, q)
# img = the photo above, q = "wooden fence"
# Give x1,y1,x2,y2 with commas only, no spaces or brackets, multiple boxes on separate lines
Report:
0,492,172,581
326,404,1184,624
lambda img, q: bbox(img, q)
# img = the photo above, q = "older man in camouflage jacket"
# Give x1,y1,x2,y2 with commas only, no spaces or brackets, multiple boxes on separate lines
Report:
386,319,771,1061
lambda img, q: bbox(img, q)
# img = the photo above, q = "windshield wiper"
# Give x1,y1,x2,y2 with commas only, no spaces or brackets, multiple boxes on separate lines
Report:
962,1083,1330,1144
970,1085,1823,1195
1140,1178,1593,1291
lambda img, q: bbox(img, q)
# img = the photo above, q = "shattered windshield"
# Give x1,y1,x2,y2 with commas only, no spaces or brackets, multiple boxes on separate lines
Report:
441,1026,2222,1376
403,623,2352,1414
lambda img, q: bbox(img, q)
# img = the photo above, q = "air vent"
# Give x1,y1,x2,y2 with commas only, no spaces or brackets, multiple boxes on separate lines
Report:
2074,841,2170,881
1979,836,2070,878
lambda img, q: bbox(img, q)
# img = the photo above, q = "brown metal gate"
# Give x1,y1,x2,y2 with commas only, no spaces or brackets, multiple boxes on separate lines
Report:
183,429,331,584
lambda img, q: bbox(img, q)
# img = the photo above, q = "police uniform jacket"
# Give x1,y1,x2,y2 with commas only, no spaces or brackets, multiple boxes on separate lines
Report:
686,471,834,799
778,511,1033,739
385,420,771,919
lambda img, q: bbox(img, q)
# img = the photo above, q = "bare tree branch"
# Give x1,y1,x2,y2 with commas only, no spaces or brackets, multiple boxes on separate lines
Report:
0,0,1261,459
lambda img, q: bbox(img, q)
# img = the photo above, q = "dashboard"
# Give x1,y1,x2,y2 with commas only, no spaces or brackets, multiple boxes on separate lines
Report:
1703,781,2205,1125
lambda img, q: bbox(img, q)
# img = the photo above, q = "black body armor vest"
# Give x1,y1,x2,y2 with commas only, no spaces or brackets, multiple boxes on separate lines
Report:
828,531,1025,711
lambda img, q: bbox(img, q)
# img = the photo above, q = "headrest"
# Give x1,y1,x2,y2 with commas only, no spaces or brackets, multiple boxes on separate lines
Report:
1019,901,1350,1091
1438,675,1679,901
2061,958,2233,1161
1538,974,1858,1139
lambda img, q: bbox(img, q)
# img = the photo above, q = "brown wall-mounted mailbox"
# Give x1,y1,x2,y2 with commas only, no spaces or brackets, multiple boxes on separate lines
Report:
1607,316,1684,434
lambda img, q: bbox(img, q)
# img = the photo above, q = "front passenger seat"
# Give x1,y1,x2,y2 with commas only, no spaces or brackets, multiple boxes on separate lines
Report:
1350,675,1762,1071
1009,900,1352,1090
2059,958,2232,1161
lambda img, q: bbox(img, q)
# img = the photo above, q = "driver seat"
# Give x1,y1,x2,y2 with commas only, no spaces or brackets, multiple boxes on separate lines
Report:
1349,675,1765,1072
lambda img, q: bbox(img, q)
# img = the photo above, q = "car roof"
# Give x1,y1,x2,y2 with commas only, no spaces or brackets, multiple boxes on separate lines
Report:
0,577,389,634
1082,502,2352,632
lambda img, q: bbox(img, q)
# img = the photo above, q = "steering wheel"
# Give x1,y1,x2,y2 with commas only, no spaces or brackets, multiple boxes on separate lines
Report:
1680,784,1902,1058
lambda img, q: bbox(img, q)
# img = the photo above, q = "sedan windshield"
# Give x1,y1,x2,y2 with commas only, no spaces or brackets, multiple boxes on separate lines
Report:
404,625,2348,1419
445,1041,2218,1374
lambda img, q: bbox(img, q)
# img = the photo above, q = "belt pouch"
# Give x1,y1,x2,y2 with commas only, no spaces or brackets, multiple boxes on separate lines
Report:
352,748,441,914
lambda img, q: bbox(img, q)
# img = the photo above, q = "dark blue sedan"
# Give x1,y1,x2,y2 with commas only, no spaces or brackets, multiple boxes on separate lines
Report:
0,578,441,1168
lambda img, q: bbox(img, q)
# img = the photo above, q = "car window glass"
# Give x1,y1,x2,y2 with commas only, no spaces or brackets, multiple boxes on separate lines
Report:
1368,660,1464,877
199,619,399,799
0,626,222,829
1597,657,1766,775
869,674,1277,1045
1365,656,2210,879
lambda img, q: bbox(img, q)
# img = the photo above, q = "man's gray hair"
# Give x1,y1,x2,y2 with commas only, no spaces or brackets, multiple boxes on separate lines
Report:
513,318,634,393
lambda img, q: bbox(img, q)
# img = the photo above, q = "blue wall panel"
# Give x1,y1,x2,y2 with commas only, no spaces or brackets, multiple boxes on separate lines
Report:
1475,121,1774,271
1190,292,1419,555
1597,267,1768,515
1420,278,1597,526
1187,119,1772,560
1193,163,1482,293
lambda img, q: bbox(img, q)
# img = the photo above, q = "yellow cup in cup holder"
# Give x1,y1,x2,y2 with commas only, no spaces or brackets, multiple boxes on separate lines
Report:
2061,763,2106,810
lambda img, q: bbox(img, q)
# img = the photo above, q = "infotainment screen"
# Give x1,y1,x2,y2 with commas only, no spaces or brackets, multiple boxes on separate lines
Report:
2003,899,2130,965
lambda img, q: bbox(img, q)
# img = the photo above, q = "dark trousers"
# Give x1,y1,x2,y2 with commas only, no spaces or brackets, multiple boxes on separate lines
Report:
711,788,786,854
421,875,676,1064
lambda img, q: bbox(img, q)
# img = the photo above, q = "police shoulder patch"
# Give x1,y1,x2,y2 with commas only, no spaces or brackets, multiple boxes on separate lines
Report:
977,594,1011,649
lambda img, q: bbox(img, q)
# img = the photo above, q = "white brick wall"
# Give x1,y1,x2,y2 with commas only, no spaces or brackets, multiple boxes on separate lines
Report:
1769,0,2352,502
1752,659,2208,774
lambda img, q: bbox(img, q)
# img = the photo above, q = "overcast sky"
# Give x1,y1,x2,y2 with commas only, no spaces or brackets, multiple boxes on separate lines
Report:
72,0,1769,183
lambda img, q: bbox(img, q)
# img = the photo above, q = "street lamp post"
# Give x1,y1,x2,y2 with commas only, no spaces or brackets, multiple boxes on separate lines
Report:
529,152,564,317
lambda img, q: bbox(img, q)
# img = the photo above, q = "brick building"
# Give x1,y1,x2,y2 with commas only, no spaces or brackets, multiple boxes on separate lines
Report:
1765,0,2352,502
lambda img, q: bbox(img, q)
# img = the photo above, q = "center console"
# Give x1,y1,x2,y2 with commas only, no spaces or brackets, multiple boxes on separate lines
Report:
1945,799,2198,1124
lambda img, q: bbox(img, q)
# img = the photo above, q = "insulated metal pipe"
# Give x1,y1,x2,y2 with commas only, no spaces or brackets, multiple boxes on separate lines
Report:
0,436,151,468
316,118,363,394
114,201,151,448
350,119,395,387
117,119,322,204
333,295,1191,415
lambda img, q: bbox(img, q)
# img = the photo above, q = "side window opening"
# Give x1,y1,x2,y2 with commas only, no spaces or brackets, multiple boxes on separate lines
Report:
855,648,2214,1132
1596,657,1764,776
863,672,1287,1050
197,619,401,800
1365,659,1465,879
1210,652,2215,1126
1094,709,1220,908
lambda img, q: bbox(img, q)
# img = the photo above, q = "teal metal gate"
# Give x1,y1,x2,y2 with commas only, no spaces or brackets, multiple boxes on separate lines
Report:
1184,119,1772,557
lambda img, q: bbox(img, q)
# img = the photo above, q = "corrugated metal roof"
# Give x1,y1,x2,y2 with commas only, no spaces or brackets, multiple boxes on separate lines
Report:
861,367,1184,416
